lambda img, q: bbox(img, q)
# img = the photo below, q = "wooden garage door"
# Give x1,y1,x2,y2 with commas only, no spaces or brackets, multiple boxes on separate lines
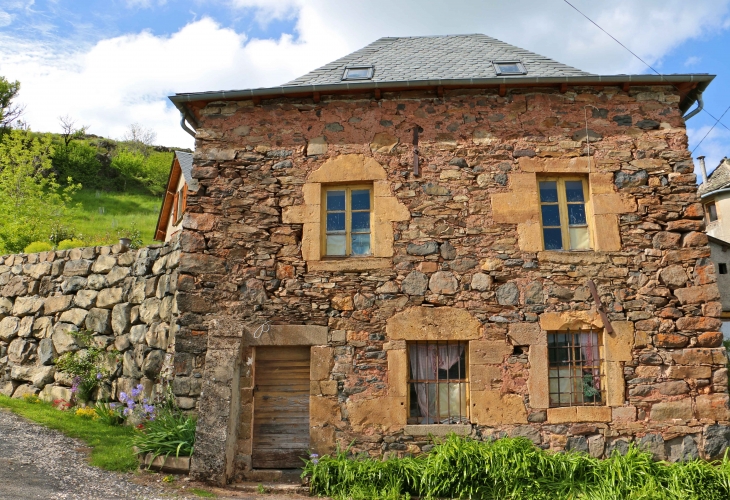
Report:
252,346,311,469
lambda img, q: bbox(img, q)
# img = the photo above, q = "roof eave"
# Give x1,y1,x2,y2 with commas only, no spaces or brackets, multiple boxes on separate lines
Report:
168,74,715,113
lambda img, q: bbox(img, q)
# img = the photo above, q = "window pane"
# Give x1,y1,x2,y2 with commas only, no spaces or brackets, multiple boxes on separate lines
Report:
326,190,345,211
567,204,587,225
326,234,346,255
351,233,371,255
708,203,718,222
541,205,561,226
351,190,370,210
570,227,590,250
565,181,585,202
351,212,370,232
326,212,345,232
497,63,521,73
543,228,563,250
539,181,558,202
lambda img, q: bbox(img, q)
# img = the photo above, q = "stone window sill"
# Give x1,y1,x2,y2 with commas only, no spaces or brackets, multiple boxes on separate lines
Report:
404,424,471,437
546,405,611,424
307,257,391,272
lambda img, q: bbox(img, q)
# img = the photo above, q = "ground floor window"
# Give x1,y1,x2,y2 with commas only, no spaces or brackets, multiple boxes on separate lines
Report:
408,341,469,424
548,330,604,407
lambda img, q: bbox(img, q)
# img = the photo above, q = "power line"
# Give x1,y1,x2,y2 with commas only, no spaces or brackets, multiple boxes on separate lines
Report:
562,0,730,133
691,103,730,154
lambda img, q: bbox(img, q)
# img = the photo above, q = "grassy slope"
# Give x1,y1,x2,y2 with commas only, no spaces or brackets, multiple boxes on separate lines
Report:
70,188,162,246
0,395,138,472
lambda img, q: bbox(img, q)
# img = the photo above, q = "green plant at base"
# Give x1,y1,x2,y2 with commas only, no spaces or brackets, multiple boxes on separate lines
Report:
94,401,124,426
132,410,196,463
303,434,730,500
22,394,41,404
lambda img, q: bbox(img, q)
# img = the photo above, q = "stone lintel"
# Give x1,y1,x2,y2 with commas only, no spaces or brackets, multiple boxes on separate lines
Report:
404,424,471,437
246,325,328,346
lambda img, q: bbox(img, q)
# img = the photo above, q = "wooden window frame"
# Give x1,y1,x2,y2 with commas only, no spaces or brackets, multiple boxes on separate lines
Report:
706,202,718,223
406,340,470,425
538,176,591,251
174,188,186,225
547,330,605,408
321,184,373,258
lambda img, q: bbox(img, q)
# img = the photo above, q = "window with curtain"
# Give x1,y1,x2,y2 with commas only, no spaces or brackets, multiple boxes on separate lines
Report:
538,178,590,251
548,330,604,407
408,341,469,424
323,186,372,257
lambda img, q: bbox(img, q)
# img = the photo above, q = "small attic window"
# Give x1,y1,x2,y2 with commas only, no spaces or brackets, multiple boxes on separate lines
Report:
342,66,374,81
494,61,527,76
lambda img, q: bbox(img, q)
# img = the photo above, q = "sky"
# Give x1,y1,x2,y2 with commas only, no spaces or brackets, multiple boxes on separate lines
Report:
1,0,729,175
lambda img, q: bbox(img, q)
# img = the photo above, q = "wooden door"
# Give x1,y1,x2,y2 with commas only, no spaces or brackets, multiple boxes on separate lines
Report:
252,346,311,469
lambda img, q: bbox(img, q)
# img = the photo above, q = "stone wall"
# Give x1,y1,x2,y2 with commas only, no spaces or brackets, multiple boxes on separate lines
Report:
179,84,729,483
0,238,185,406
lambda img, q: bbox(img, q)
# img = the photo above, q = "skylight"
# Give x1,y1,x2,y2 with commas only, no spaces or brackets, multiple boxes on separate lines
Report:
494,61,527,76
342,66,374,81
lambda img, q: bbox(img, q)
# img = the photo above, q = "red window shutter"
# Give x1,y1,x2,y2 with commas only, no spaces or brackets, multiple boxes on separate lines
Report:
172,192,179,222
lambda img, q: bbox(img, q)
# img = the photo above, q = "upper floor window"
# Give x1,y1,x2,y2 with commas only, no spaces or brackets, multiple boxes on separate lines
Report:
706,202,718,223
493,61,527,76
342,66,374,81
172,187,187,225
323,186,372,257
408,341,469,424
539,178,590,251
548,330,604,407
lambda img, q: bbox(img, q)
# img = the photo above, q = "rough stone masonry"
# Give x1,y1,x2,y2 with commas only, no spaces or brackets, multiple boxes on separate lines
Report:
0,238,185,408
177,83,730,484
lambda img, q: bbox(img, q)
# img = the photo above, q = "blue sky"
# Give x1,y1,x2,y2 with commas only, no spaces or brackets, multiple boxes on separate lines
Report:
0,0,728,174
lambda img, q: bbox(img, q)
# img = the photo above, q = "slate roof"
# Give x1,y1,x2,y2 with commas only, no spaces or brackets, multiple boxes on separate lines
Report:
175,151,194,184
284,34,593,86
699,158,730,196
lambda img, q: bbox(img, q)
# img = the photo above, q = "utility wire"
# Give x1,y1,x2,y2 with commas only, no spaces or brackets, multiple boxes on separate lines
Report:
562,0,730,133
691,103,730,154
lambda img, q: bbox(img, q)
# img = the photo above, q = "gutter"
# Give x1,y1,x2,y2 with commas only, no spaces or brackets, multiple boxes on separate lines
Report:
700,187,730,200
682,89,704,120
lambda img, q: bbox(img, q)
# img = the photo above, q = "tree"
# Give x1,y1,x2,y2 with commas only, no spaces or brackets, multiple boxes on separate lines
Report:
59,115,89,147
123,123,157,154
0,129,80,253
0,76,23,131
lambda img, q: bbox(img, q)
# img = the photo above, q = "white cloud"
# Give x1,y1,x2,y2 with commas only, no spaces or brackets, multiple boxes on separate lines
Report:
1,0,729,147
0,10,12,27
123,0,168,8
684,55,701,67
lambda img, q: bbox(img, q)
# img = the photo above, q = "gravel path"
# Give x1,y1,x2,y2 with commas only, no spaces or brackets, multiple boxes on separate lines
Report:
0,407,189,500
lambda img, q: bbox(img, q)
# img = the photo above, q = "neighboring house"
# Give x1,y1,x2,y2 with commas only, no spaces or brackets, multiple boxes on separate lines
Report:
698,156,730,336
155,150,196,242
167,35,727,485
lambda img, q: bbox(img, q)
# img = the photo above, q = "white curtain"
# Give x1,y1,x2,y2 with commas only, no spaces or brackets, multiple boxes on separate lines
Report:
409,344,465,424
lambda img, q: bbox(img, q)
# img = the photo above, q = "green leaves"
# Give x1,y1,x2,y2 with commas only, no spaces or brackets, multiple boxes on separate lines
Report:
0,129,80,253
303,435,730,500
132,410,196,461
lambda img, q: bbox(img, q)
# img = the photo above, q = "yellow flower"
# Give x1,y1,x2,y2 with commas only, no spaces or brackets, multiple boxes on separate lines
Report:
75,407,97,419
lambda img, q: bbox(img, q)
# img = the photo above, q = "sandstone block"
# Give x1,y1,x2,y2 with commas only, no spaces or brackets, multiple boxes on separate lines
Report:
612,406,636,422
58,308,88,327
106,266,130,287
471,391,527,425
470,341,513,365
12,297,43,317
306,136,327,156
387,307,481,341
674,284,720,305
63,259,92,277
650,400,693,421
112,303,132,336
696,394,730,421
0,316,20,341
311,347,334,381
697,331,723,347
508,322,544,345
370,132,398,154
470,273,492,292
659,265,689,289
675,316,722,332
429,271,458,295
91,255,116,274
43,295,73,315
74,290,97,309
51,323,79,354
528,344,549,409
654,333,689,348
667,365,711,379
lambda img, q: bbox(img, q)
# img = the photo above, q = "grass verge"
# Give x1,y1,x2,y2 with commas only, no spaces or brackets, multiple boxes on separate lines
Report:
0,395,138,472
70,188,161,246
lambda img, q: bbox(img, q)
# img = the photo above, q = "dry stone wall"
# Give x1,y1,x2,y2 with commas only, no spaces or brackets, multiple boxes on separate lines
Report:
0,238,184,406
180,84,729,482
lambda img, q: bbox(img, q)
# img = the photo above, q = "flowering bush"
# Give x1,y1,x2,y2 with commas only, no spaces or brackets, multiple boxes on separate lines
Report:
55,330,118,403
119,384,156,422
53,399,71,411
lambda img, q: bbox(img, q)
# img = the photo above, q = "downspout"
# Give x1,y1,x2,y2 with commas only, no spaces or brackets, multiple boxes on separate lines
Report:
180,112,196,138
683,90,704,121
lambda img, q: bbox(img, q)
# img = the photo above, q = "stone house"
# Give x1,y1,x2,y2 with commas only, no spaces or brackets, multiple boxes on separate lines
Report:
155,150,196,242
166,34,729,485
697,156,730,335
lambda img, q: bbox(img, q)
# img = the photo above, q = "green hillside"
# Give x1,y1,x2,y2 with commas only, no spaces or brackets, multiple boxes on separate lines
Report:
0,127,188,254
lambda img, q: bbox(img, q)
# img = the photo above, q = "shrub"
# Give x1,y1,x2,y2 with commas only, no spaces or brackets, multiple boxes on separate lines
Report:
57,238,85,250
23,241,53,253
94,401,124,426
54,331,117,403
303,435,730,500
133,409,196,461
